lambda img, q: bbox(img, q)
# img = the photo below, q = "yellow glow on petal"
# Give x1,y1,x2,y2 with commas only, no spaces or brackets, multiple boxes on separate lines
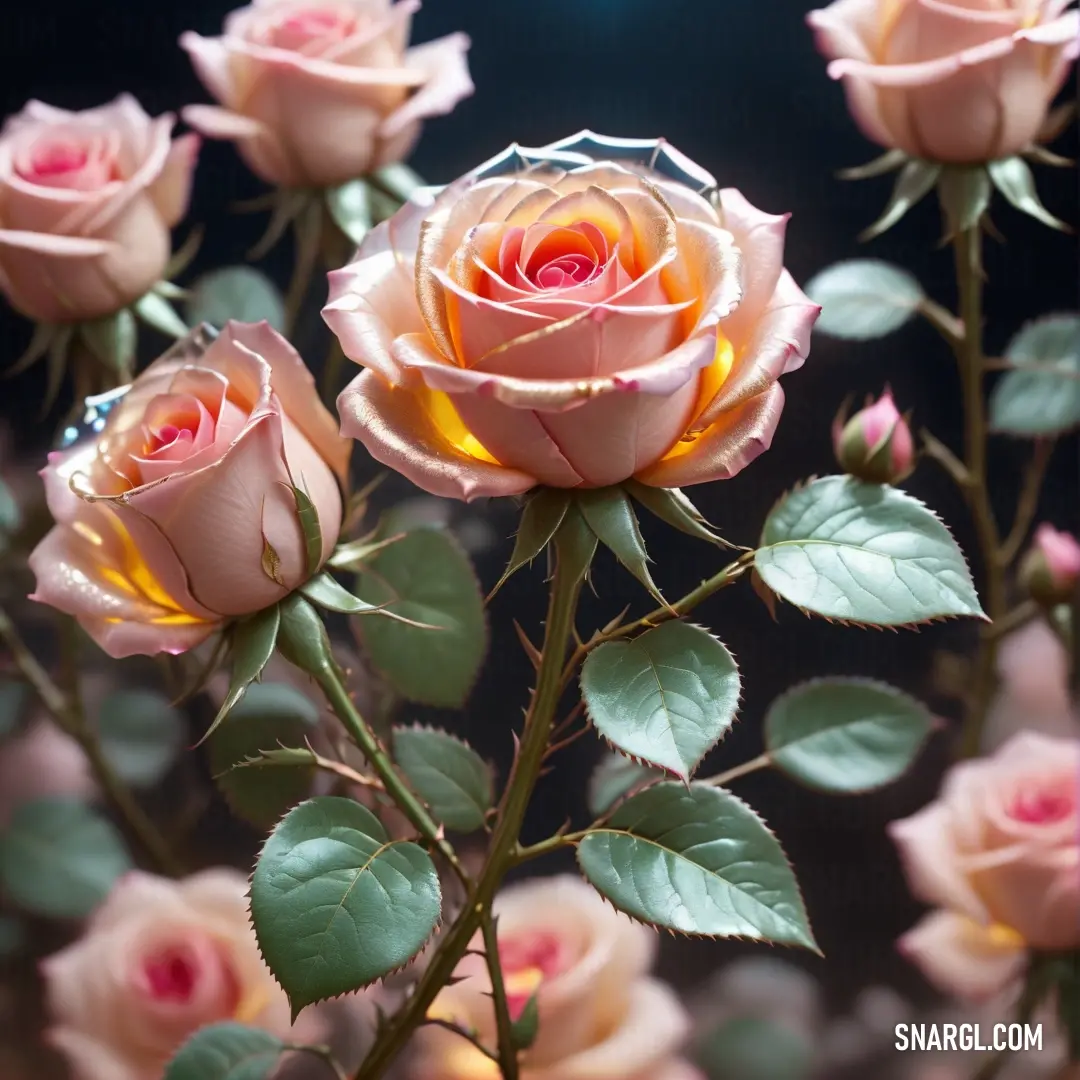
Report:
427,390,502,465
442,1044,502,1080
878,0,906,58
985,923,1026,949
659,332,734,461
233,985,271,1024
504,965,544,999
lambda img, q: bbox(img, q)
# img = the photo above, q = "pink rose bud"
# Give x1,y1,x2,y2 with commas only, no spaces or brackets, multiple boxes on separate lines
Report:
0,96,199,324
1022,524,1080,606
833,389,914,485
181,2,474,189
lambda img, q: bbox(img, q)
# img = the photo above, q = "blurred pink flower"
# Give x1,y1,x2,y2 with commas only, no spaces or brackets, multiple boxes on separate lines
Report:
0,720,95,829
1023,524,1080,605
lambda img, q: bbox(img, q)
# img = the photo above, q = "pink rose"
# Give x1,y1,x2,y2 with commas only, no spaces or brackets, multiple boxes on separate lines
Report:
29,322,349,658
41,870,319,1080
0,95,198,324
0,721,94,829
324,132,819,500
416,876,691,1080
181,0,473,188
833,387,914,485
808,0,1079,163
890,733,1080,998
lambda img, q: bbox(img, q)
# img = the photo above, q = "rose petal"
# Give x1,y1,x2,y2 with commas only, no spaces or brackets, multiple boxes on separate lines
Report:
0,229,115,256
180,104,295,188
379,32,474,140
338,369,537,501
148,132,200,228
897,911,1027,1001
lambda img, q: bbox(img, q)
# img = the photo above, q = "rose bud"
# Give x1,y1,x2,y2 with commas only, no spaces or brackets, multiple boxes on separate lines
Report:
29,322,350,659
324,132,820,500
0,96,198,324
1021,523,1080,607
833,389,914,485
890,732,1080,1000
415,876,692,1080
41,870,325,1080
181,1,473,189
807,0,1079,164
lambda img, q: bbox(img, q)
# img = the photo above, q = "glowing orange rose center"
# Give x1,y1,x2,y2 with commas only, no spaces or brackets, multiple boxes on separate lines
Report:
1009,786,1074,824
270,7,358,50
499,931,566,1020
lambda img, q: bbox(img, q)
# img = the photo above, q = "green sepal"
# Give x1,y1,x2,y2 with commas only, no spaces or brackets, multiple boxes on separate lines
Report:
302,570,438,627
199,605,281,746
988,156,1071,232
80,309,137,380
489,489,571,599
276,593,337,682
937,166,992,238
282,483,322,578
326,179,373,246
133,289,189,339
326,531,405,571
837,149,907,181
860,160,941,241
164,225,204,280
552,503,598,589
371,163,425,204
247,189,314,260
626,481,734,548
43,326,76,416
576,487,665,604
7,321,57,378
511,992,540,1051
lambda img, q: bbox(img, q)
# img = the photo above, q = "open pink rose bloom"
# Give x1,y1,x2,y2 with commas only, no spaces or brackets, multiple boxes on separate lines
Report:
324,132,820,500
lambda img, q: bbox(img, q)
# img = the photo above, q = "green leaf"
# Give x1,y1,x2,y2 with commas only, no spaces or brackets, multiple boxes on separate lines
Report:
860,160,940,240
764,678,932,793
988,156,1070,231
80,309,137,376
202,606,281,745
96,689,184,787
581,622,740,782
326,180,373,246
989,314,1080,437
354,528,487,708
755,475,983,625
164,1023,284,1080
577,783,816,949
0,915,25,959
133,290,189,339
577,487,664,602
186,267,285,331
552,504,598,588
393,726,493,832
250,797,442,1017
490,489,570,598
697,1018,814,1080
626,482,733,547
587,752,661,817
208,682,321,828
0,797,133,919
804,260,924,340
937,166,992,237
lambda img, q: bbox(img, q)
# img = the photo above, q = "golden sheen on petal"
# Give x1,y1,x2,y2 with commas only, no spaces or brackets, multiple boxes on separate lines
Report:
427,390,501,464
658,334,735,461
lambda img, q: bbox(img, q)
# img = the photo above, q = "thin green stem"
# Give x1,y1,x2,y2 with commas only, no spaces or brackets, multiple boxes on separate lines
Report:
481,909,520,1080
951,227,1006,759
0,606,182,876
313,662,468,886
511,830,588,867
999,439,1054,567
700,752,772,788
354,526,588,1079
289,1044,349,1080
283,199,323,338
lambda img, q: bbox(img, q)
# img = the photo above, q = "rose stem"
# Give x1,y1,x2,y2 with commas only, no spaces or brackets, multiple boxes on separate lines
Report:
353,519,590,1080
0,605,183,877
481,908,521,1080
951,225,1006,758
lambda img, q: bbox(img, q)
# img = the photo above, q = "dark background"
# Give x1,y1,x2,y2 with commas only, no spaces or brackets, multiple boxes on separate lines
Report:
1,0,1078,1018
